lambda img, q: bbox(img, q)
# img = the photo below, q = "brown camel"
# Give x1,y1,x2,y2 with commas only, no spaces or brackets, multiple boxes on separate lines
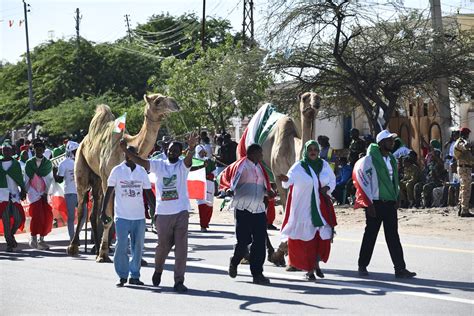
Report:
262,91,320,208
262,92,320,267
67,93,179,262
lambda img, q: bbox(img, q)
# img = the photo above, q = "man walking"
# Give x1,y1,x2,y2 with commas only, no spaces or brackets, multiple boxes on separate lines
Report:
120,134,198,293
454,128,474,217
0,141,27,251
220,143,275,285
25,140,54,250
101,145,155,287
352,130,416,278
54,141,81,241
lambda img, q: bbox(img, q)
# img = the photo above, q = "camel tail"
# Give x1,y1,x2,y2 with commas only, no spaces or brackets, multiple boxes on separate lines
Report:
88,104,115,137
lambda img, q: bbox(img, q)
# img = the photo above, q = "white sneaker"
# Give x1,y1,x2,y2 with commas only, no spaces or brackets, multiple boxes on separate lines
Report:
29,236,38,249
37,238,50,250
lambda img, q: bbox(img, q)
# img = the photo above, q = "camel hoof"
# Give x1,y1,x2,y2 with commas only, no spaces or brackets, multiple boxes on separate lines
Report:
96,255,112,263
67,244,79,256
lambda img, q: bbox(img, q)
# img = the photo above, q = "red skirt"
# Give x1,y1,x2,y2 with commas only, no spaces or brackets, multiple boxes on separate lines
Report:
0,201,26,234
29,198,53,236
198,204,213,228
288,231,331,272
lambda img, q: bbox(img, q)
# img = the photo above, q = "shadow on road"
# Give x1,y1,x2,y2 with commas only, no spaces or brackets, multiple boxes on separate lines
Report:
322,268,474,294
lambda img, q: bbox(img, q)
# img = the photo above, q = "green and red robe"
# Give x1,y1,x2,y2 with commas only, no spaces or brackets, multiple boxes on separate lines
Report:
0,159,26,234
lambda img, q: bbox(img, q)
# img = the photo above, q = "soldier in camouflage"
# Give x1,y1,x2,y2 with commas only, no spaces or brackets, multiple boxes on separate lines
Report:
454,128,474,217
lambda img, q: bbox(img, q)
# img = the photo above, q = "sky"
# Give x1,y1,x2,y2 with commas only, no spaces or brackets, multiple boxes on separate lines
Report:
1,0,473,64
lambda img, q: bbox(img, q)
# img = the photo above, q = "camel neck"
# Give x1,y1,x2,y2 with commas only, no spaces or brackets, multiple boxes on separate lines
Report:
127,114,162,158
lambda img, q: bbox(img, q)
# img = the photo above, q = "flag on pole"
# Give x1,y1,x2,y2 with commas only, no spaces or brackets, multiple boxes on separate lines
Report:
113,113,127,134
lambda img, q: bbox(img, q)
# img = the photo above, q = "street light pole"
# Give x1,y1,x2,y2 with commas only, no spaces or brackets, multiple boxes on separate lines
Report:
23,0,35,138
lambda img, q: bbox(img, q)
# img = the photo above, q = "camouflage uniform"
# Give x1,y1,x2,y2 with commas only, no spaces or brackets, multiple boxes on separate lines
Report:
399,163,421,206
420,158,447,208
454,137,474,214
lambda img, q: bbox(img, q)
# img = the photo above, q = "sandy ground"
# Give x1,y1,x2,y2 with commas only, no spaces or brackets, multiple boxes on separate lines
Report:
189,199,474,241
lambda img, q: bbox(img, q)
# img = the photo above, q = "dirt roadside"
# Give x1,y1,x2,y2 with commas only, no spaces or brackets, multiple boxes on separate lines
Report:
190,200,474,241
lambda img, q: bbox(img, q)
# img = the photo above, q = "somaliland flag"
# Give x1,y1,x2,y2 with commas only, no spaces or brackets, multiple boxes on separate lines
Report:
187,158,206,200
113,113,127,134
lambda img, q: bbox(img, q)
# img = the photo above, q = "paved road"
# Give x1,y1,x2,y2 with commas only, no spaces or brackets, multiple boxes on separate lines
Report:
1,214,473,314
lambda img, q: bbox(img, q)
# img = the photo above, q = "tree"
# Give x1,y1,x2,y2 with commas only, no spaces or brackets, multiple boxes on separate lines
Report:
265,0,473,135
160,38,273,135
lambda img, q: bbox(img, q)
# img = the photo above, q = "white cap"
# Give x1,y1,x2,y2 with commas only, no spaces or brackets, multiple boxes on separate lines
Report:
376,130,397,143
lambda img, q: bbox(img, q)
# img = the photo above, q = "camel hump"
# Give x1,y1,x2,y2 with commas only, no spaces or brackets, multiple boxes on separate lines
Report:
88,104,115,136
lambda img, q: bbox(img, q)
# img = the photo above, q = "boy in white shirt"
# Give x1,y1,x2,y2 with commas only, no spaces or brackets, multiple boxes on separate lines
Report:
101,146,155,287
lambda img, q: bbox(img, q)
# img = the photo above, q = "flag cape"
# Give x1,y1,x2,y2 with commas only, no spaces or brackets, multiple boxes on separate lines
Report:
113,113,127,133
237,103,284,158
219,157,271,192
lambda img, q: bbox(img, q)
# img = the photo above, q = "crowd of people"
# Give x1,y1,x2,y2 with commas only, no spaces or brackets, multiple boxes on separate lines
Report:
0,125,472,291
331,128,474,217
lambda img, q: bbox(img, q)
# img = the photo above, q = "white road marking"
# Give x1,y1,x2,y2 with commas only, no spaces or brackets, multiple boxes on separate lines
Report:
185,261,474,305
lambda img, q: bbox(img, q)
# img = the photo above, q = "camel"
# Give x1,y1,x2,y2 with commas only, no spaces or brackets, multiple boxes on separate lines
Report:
261,92,320,266
262,91,321,208
67,93,179,262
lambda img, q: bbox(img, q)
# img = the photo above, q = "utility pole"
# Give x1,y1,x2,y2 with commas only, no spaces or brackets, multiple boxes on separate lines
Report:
201,0,206,49
430,0,452,144
23,0,35,138
242,0,254,47
125,14,132,43
75,8,81,47
75,8,83,97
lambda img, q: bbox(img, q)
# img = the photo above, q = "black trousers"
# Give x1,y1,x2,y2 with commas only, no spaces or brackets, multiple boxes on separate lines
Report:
358,200,406,272
231,210,267,276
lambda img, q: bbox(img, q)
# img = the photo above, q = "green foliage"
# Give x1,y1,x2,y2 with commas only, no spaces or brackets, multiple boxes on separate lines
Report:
161,38,273,135
0,12,266,139
26,92,143,138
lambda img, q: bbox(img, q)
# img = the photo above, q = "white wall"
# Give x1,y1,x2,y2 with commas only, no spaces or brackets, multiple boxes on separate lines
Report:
314,112,344,149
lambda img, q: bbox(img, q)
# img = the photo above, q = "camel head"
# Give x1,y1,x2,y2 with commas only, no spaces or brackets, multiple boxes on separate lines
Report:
298,91,321,120
144,93,180,119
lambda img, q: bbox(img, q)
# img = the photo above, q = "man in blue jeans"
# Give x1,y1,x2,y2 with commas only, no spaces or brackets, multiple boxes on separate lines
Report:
101,145,156,287
54,141,83,241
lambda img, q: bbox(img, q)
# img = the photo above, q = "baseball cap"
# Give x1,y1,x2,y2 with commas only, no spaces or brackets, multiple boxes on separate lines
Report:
460,127,471,134
376,130,397,143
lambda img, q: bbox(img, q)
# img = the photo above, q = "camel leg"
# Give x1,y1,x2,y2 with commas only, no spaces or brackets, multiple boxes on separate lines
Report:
67,148,91,256
96,181,113,263
89,176,102,257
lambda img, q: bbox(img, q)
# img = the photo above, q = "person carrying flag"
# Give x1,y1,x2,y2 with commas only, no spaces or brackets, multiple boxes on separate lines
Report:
0,141,27,252
353,130,416,278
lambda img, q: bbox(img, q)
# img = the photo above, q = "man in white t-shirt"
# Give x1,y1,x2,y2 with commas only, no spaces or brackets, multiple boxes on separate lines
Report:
54,141,81,241
119,133,198,293
100,145,155,287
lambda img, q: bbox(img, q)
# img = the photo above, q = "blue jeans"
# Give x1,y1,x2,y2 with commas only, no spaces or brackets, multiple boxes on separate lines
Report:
64,193,86,241
114,218,146,279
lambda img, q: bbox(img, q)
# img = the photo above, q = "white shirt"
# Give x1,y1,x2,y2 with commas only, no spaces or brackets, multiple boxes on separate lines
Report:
107,161,151,220
281,160,336,241
0,161,21,203
204,143,213,159
44,148,52,160
58,158,76,194
150,158,191,215
393,146,411,159
231,159,267,214
383,156,393,180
